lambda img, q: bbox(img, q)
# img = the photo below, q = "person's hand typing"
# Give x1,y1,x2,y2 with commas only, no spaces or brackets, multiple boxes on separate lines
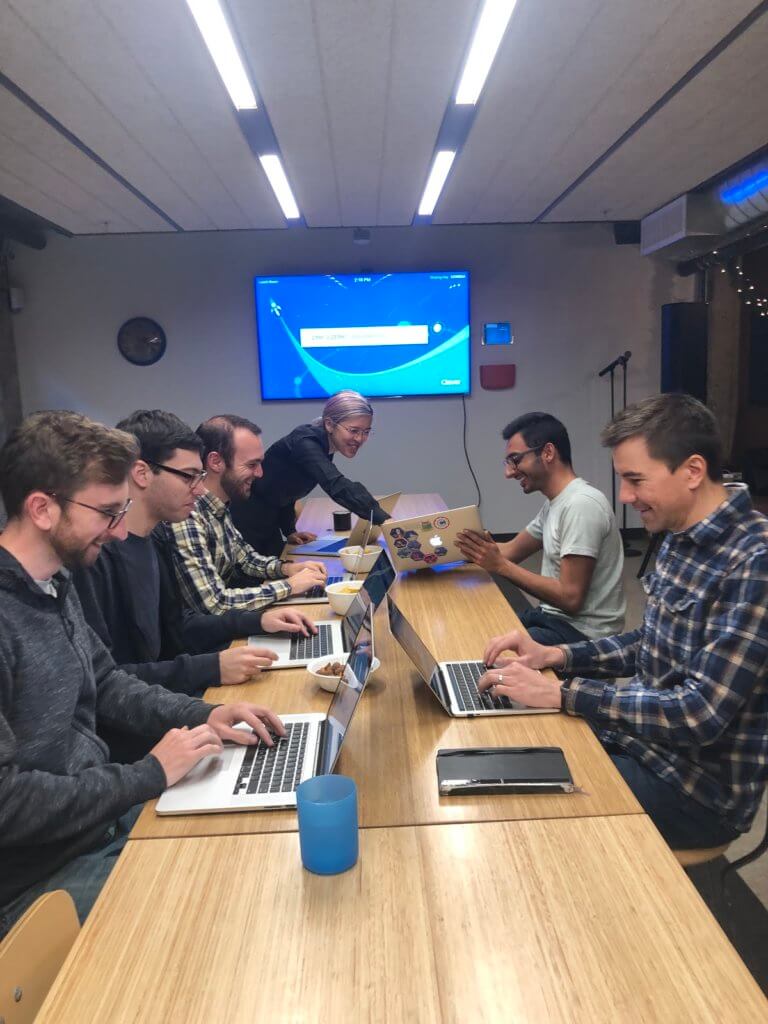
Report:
285,565,327,595
219,645,278,684
283,559,327,579
482,630,566,672
207,703,287,746
260,608,317,637
150,725,223,787
477,657,562,709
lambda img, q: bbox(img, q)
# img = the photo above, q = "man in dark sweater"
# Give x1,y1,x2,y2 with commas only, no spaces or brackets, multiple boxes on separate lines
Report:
0,411,284,938
73,410,317,704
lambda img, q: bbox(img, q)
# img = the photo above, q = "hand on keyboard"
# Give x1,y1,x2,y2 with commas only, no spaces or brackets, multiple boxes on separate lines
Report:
261,608,317,637
219,645,278,683
207,703,287,747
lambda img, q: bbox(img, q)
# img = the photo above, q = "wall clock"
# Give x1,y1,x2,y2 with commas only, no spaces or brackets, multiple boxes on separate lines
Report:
117,317,167,366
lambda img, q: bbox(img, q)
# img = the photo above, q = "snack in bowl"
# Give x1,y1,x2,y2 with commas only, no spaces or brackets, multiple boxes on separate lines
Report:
339,544,381,573
325,579,364,615
307,653,381,693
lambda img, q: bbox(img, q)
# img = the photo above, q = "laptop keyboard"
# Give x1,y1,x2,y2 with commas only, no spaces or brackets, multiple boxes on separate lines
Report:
289,622,333,660
303,575,345,599
233,721,310,796
445,661,515,712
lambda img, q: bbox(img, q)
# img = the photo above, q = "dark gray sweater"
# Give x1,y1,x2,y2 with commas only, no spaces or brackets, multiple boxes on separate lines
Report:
0,547,212,906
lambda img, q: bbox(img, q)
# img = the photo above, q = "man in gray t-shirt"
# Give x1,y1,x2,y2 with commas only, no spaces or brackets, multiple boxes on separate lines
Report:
458,412,625,644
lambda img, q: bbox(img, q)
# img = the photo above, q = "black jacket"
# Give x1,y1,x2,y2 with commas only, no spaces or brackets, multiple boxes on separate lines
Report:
232,422,387,549
73,528,268,698
0,547,210,907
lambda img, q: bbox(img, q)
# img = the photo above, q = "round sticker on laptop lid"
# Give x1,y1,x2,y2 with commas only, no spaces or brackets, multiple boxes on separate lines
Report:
433,515,450,530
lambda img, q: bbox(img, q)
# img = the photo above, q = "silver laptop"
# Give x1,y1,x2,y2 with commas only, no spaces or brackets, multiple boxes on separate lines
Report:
382,505,483,570
387,598,558,718
289,492,401,555
156,607,376,814
251,548,396,669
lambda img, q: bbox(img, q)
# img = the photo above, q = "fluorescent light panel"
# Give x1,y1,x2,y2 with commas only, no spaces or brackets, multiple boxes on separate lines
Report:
456,0,517,105
186,0,257,110
418,151,456,216
259,155,301,219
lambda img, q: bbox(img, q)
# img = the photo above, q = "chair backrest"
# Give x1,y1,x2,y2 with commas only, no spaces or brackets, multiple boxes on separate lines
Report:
0,890,80,1023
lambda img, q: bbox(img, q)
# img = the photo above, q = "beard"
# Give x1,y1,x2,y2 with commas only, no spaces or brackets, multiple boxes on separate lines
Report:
49,525,102,570
221,468,252,502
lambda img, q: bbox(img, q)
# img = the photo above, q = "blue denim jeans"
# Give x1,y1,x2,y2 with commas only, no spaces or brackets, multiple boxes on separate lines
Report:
0,803,143,940
607,751,741,849
520,607,589,647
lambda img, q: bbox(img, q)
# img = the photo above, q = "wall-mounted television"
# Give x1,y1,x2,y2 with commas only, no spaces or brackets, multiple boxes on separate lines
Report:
254,270,470,400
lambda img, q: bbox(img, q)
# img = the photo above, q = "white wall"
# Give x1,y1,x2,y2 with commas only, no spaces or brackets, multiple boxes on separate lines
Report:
11,223,690,531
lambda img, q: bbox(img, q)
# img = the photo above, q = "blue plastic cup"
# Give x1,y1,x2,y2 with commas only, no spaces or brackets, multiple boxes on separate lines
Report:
296,774,359,875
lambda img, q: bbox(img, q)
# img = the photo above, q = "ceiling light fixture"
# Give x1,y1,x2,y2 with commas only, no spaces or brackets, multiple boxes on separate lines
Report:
455,0,517,105
418,151,457,216
186,0,258,110
259,155,301,219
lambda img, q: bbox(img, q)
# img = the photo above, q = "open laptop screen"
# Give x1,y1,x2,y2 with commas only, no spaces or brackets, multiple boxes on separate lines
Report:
318,606,374,775
387,599,452,712
341,549,396,649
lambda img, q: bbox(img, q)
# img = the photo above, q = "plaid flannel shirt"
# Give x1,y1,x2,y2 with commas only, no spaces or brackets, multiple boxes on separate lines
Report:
561,485,768,833
166,491,291,615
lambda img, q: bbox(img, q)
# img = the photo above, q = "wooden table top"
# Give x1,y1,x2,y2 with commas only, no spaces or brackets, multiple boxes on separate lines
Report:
133,513,640,840
38,815,767,1024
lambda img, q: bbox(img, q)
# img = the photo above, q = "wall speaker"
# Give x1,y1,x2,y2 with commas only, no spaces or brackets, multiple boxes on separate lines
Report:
661,302,707,402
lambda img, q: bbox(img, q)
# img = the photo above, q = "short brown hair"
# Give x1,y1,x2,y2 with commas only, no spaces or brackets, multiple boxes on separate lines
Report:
601,394,723,481
0,411,139,518
196,415,261,467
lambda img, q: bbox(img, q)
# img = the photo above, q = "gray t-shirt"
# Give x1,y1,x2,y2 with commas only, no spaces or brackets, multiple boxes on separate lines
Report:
526,478,626,639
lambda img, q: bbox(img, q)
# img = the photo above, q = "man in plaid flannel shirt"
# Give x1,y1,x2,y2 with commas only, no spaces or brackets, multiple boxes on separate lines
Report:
478,394,768,849
168,415,327,615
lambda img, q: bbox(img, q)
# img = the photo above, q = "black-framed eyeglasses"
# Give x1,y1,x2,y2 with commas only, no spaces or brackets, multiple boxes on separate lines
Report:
50,494,132,530
146,460,207,489
503,445,544,469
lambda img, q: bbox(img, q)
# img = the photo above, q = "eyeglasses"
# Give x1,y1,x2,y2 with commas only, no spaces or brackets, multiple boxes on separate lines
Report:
146,461,207,489
50,494,132,530
503,445,544,469
338,424,373,441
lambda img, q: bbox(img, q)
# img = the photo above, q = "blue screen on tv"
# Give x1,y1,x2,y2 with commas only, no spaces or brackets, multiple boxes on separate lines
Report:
254,271,470,400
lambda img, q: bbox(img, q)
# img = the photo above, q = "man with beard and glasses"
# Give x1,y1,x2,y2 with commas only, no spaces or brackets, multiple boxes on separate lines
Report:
0,411,285,938
167,414,327,616
457,412,625,645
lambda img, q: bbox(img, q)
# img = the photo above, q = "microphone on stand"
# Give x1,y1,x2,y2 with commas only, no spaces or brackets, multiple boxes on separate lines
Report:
598,351,632,377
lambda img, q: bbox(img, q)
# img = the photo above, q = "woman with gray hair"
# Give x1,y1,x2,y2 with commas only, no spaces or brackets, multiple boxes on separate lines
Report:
231,390,388,556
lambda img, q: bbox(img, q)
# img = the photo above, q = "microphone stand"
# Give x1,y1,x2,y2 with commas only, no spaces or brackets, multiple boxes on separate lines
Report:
598,351,640,557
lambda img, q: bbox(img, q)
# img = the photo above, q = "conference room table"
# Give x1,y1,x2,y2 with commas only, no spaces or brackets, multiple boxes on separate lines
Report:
132,493,640,840
38,493,768,1021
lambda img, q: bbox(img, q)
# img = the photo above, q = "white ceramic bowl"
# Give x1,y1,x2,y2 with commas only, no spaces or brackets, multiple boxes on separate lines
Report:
325,579,364,615
338,544,381,573
306,653,381,693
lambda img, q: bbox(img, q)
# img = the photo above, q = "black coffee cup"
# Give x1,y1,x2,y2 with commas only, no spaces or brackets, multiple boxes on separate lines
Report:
333,511,352,532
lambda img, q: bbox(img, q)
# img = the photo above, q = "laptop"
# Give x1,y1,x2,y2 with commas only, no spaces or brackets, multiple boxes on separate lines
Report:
251,548,396,669
289,492,402,555
382,505,483,570
387,597,558,718
156,607,376,814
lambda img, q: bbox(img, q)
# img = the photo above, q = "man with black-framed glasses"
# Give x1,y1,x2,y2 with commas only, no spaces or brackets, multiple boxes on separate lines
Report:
73,410,317,761
457,411,625,644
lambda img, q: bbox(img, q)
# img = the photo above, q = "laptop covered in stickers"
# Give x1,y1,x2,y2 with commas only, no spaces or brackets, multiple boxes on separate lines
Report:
381,506,483,570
